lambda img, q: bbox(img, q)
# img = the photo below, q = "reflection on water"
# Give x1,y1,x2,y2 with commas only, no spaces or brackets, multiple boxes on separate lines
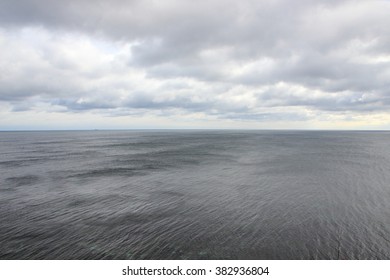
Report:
1,130,390,259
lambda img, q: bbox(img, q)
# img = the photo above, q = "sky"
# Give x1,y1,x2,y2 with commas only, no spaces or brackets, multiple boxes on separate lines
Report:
0,0,389,130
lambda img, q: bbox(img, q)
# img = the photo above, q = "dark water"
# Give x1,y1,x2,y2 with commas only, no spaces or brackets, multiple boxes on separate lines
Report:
1,130,390,259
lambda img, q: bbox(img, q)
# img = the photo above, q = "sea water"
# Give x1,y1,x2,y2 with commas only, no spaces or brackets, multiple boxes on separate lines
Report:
1,130,390,259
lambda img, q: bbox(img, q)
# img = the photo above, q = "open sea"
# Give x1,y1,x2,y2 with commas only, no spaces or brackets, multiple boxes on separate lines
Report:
0,130,390,259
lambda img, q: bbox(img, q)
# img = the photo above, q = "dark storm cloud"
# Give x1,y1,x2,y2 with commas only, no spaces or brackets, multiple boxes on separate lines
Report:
0,0,390,121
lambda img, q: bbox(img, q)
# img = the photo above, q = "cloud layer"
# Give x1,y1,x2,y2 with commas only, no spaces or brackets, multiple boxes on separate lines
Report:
1,0,390,129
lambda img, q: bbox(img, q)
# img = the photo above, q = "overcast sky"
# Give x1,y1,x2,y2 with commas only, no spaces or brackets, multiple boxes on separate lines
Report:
1,0,389,130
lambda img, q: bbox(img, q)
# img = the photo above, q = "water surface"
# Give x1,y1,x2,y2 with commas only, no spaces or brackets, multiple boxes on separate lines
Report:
1,130,390,259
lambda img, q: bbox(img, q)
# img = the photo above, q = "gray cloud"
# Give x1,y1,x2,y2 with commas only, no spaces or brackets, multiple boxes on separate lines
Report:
0,0,390,128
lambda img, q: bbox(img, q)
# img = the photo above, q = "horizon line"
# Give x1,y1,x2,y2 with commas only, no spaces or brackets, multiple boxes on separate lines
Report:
1,128,389,132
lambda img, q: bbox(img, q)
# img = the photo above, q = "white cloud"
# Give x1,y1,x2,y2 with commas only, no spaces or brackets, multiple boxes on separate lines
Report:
0,0,390,129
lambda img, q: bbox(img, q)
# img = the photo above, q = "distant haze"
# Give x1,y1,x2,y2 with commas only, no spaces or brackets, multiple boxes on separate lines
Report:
0,0,389,130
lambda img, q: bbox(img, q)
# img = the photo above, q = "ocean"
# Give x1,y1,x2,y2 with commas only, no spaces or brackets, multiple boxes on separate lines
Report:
1,130,390,259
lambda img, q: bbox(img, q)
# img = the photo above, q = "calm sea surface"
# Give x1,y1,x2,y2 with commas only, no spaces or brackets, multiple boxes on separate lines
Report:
1,130,390,259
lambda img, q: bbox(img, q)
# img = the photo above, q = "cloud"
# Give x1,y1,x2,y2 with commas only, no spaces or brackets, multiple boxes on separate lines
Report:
0,0,390,129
